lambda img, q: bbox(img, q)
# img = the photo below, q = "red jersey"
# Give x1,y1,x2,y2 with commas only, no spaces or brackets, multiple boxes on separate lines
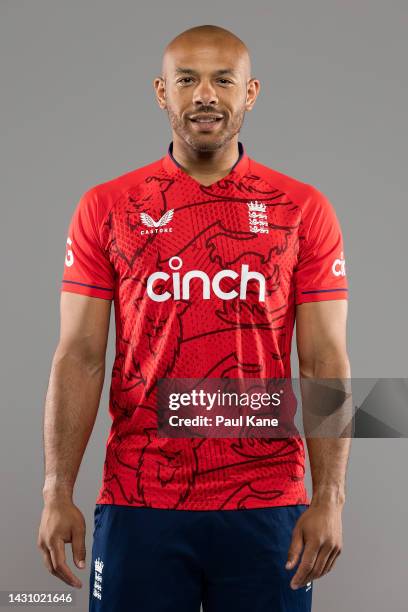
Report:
61,142,348,510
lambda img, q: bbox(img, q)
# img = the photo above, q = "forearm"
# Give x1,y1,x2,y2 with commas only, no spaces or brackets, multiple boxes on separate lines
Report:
306,438,350,507
302,355,351,507
42,345,105,502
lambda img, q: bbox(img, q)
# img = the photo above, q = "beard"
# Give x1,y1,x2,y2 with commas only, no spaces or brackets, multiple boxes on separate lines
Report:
166,105,246,152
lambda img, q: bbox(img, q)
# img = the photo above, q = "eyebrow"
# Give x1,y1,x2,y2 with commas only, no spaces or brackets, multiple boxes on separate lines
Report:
174,68,238,77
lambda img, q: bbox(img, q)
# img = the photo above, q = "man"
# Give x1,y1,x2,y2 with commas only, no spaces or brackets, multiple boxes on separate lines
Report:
38,24,351,612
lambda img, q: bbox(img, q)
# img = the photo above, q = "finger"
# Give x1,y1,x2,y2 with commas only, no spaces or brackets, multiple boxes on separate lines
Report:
286,526,303,570
49,542,81,588
322,547,340,576
49,539,82,588
291,541,320,590
41,546,68,583
71,526,86,569
309,544,333,580
41,548,56,575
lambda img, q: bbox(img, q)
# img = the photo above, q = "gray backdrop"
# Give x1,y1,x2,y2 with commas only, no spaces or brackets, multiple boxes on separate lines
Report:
1,0,407,610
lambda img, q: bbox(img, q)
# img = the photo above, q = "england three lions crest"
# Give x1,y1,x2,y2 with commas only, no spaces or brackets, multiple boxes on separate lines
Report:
247,201,269,234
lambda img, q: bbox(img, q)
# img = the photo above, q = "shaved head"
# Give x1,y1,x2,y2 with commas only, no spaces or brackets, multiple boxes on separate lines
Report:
162,25,251,81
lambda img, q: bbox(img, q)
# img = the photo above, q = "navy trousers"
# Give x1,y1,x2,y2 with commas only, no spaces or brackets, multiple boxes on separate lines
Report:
89,503,313,611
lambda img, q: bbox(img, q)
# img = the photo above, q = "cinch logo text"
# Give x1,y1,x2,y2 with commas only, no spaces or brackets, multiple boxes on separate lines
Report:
146,257,266,302
332,252,346,277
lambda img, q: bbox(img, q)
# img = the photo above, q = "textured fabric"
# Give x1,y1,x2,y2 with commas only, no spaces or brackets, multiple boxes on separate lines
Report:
89,503,313,612
61,141,348,510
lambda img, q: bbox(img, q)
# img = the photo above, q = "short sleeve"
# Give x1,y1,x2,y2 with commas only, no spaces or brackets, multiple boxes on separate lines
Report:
61,188,115,300
294,187,348,305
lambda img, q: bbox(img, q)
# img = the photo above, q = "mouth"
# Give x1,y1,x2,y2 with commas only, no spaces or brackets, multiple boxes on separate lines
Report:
188,114,224,131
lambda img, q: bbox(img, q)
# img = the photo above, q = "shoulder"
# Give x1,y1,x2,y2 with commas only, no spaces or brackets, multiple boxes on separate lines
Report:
248,158,335,215
88,157,163,201
248,158,313,197
75,157,163,222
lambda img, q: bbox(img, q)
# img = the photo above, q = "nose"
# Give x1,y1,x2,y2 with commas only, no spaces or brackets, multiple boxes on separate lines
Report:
192,79,219,106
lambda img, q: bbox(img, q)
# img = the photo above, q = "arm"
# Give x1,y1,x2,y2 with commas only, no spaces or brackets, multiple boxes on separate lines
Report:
286,299,351,589
37,292,111,589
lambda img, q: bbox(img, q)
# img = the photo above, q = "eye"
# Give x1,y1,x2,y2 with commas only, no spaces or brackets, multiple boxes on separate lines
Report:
178,77,194,84
217,79,232,85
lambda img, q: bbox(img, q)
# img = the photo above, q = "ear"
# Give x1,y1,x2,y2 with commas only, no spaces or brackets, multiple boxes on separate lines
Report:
153,76,167,110
245,78,261,111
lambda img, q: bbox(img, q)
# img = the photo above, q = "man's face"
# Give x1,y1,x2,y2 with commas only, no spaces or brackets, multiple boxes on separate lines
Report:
156,40,257,152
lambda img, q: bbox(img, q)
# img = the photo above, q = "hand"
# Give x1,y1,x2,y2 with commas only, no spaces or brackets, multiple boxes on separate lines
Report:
285,502,343,589
37,498,86,588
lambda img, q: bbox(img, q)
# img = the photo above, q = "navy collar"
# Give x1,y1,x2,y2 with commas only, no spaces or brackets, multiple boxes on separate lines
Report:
162,141,249,180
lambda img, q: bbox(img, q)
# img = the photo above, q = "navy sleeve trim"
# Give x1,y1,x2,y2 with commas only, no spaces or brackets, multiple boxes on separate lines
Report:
301,288,348,294
62,280,114,292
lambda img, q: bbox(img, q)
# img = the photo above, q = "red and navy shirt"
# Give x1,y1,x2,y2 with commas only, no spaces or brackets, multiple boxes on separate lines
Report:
61,141,348,510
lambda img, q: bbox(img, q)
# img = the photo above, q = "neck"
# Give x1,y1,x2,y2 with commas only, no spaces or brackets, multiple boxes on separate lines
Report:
171,134,240,180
